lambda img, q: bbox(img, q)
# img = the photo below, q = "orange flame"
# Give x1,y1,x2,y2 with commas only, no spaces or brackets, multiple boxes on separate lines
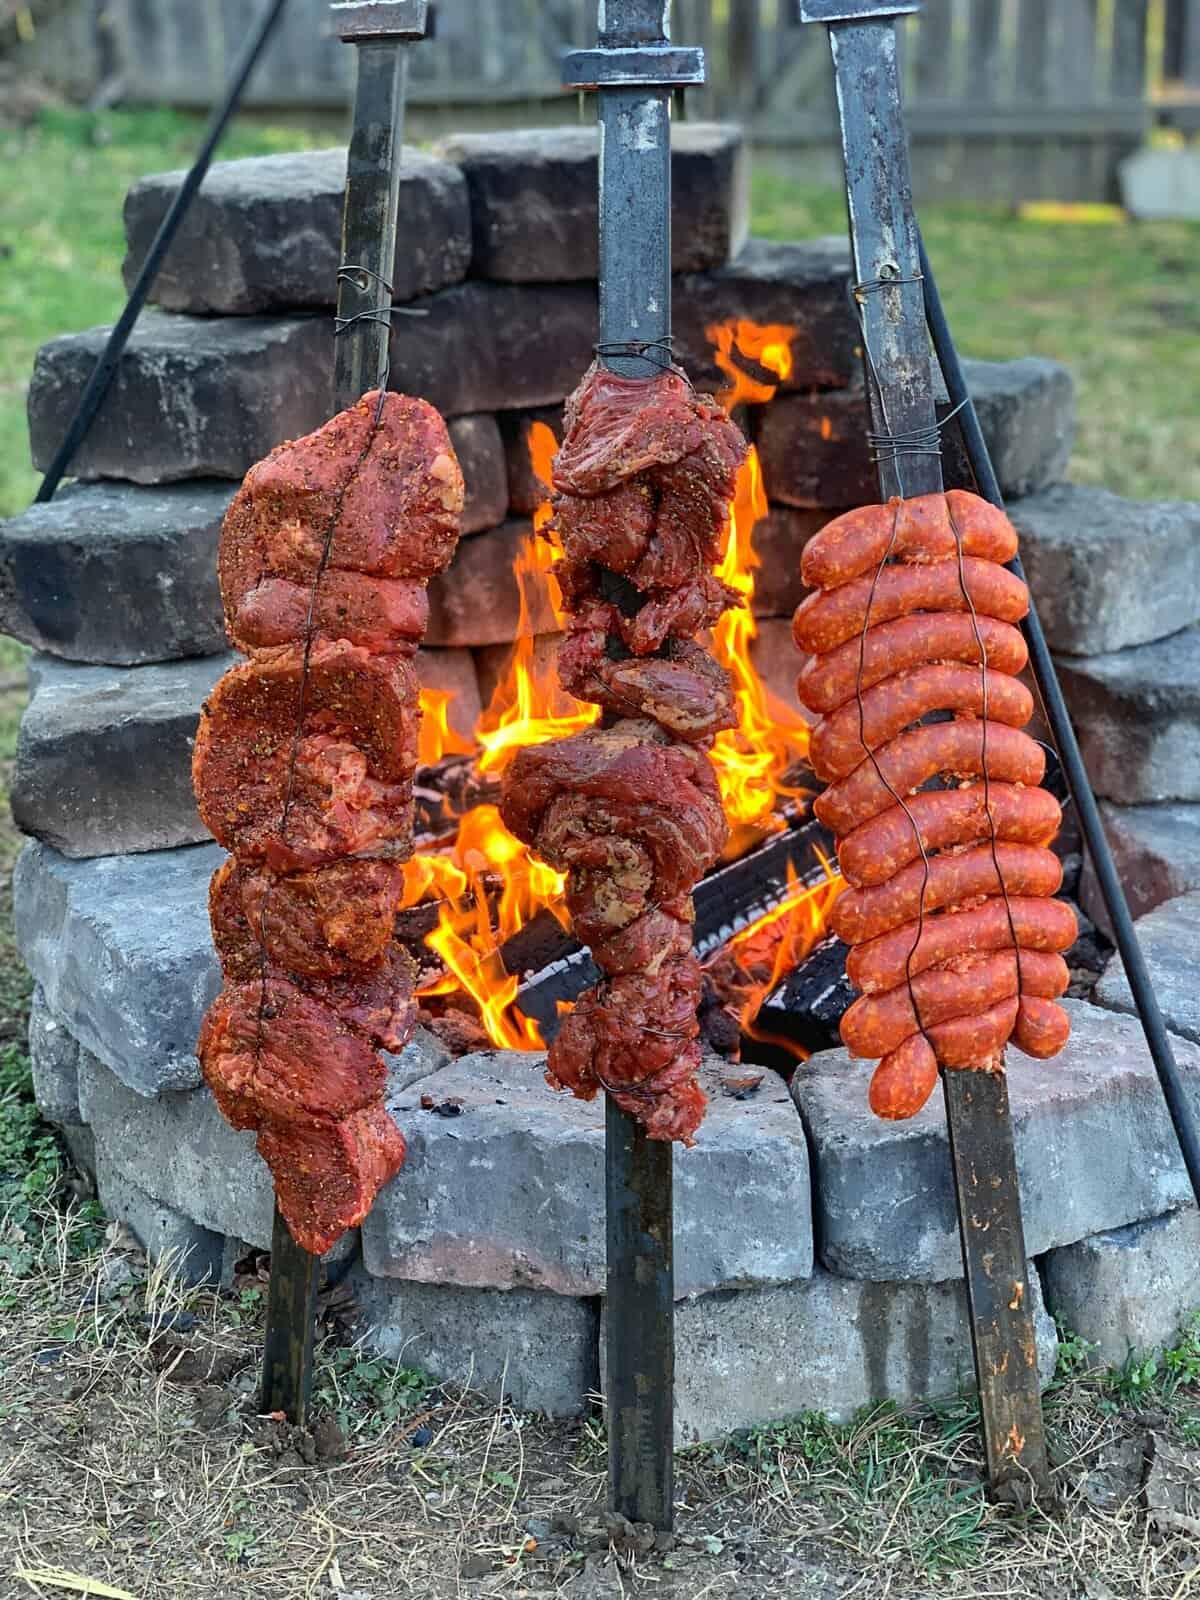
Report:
408,423,585,1050
417,687,473,767
704,321,813,842
707,318,796,405
407,321,836,1051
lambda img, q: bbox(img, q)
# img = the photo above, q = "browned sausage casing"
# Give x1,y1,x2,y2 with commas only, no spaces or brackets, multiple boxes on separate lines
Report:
830,842,1063,944
797,612,1028,715
814,720,1046,837
801,490,1018,590
837,784,1062,888
809,663,1034,782
792,556,1029,655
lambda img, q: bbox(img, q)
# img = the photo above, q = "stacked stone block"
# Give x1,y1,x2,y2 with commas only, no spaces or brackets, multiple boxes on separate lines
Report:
9,125,1196,1433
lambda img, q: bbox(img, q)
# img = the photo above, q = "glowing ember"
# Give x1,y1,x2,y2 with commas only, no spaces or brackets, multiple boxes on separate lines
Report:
711,850,846,1059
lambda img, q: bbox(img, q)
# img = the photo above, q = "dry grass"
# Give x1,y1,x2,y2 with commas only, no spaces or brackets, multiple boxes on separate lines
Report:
3,1200,1200,1599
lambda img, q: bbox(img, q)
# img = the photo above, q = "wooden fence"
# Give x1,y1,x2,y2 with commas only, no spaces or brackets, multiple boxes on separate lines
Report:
16,0,1200,200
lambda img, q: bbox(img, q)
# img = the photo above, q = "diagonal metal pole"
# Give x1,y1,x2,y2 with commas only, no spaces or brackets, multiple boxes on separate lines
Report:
34,0,290,505
798,0,1051,1503
918,235,1200,1210
259,0,430,1428
563,2,704,1532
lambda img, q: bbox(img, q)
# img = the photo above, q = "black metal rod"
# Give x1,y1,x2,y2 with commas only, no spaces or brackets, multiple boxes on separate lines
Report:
33,0,290,505
260,1205,322,1423
919,231,1200,1210
605,1098,674,1526
586,0,678,1532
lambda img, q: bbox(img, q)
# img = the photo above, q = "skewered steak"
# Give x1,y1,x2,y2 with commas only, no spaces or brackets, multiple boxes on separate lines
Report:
194,391,463,1252
792,491,1074,1120
501,360,748,1145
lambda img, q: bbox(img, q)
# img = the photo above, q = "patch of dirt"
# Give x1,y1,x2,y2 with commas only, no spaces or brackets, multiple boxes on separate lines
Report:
4,1224,1200,1600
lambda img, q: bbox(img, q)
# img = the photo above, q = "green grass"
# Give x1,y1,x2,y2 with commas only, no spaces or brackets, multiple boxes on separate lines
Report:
752,166,1200,503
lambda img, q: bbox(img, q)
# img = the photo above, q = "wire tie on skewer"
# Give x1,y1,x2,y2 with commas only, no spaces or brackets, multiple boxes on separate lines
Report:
594,336,679,373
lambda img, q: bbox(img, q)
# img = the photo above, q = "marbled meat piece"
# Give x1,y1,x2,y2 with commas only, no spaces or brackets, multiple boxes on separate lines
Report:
218,391,464,621
193,641,418,869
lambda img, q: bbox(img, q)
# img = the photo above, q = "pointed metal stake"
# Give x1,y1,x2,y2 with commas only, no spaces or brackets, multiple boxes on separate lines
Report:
259,0,430,1429
798,0,1051,1503
563,1,704,1532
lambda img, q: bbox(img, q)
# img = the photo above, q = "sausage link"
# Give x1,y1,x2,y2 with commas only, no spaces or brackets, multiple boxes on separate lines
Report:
792,556,1029,655
845,895,1078,995
931,995,1019,1069
814,721,1046,836
831,842,1063,944
840,948,1069,1059
869,1032,939,1120
801,490,1019,590
1012,995,1072,1058
837,784,1062,888
809,664,1034,782
797,612,1027,716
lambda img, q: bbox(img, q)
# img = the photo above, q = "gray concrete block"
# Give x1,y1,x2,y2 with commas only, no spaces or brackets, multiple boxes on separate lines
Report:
386,280,598,418
363,1051,813,1298
673,237,859,393
61,1124,96,1181
1010,485,1200,656
28,312,333,483
1057,625,1200,803
943,357,1075,498
13,840,224,1096
664,1264,1056,1444
792,999,1200,1282
425,519,558,647
437,123,748,280
78,1028,448,1251
756,359,1075,511
448,414,509,536
1080,801,1200,935
12,653,232,858
351,1269,599,1417
123,147,471,313
0,480,232,665
94,1145,225,1286
28,984,81,1125
747,507,825,619
1095,890,1200,1045
1041,1208,1200,1365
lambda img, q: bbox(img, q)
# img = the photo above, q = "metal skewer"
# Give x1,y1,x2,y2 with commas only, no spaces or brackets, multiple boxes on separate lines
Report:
918,234,1200,1215
259,0,430,1428
799,0,1051,1502
563,0,704,1532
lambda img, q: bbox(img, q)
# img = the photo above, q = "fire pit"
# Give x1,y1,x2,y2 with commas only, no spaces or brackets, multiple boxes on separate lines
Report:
8,125,1196,1442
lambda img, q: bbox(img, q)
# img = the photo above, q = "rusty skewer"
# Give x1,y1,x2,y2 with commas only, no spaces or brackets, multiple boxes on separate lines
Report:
798,0,1052,1502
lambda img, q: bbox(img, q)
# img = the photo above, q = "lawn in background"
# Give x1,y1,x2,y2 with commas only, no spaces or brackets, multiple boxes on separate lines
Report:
0,106,340,518
2,107,1200,518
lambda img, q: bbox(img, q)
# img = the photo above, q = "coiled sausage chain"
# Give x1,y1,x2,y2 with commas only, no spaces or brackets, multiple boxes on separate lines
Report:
793,490,1075,1119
